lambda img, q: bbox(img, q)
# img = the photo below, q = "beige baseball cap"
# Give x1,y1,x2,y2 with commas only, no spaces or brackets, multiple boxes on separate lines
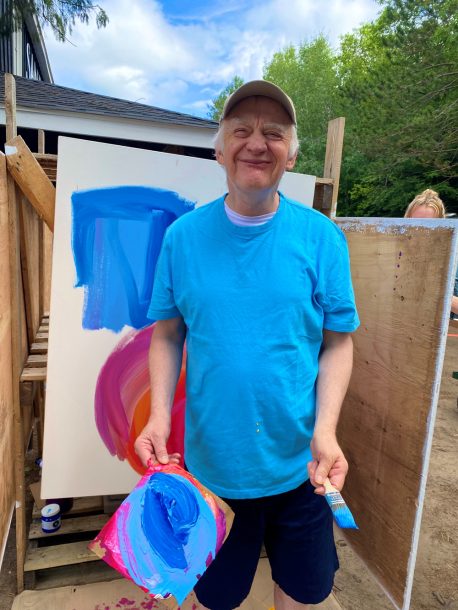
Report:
220,80,296,125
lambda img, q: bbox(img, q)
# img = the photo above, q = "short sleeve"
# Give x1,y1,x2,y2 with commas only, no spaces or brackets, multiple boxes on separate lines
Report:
147,230,181,321
321,230,360,332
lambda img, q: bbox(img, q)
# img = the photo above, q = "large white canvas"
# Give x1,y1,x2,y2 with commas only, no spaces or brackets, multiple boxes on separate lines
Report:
42,136,316,498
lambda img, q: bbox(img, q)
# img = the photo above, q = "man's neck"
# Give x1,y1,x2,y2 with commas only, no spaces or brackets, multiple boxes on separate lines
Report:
225,189,280,217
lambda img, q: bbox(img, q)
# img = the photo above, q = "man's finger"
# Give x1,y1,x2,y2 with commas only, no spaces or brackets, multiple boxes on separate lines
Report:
154,444,170,465
135,443,153,468
315,460,332,485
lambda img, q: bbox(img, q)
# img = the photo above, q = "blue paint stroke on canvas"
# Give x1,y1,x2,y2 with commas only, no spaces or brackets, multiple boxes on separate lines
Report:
71,186,194,332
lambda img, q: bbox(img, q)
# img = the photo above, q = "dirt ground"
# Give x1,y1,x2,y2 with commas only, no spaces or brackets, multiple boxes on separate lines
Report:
1,332,457,610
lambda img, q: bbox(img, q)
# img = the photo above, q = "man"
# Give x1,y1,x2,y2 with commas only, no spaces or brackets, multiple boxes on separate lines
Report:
135,80,359,610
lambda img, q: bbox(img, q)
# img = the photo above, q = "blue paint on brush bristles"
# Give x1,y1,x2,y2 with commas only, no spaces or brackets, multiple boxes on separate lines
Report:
324,484,359,530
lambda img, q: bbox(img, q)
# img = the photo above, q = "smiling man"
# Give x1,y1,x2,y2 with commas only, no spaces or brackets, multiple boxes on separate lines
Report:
135,80,360,610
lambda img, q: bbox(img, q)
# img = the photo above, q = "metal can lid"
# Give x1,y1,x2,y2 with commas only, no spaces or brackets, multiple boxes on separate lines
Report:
41,503,61,518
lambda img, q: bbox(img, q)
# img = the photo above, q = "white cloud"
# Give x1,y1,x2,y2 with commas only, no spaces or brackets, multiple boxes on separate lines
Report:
43,0,380,116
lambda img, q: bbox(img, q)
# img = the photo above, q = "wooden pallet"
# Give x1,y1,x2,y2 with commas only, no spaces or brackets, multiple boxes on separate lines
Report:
25,494,116,589
21,317,49,383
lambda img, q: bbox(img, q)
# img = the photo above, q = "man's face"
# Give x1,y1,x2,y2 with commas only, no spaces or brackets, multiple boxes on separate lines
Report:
216,96,296,195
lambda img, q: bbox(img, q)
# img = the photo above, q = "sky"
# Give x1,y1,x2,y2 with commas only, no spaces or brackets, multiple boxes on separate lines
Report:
43,0,381,119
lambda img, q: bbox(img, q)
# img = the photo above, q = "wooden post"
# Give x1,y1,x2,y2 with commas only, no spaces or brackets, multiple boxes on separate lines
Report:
6,165,26,593
0,152,16,584
4,71,25,593
5,136,55,231
5,73,17,141
323,117,345,218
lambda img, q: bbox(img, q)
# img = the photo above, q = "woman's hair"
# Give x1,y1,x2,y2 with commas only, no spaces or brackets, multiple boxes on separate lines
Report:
404,189,446,218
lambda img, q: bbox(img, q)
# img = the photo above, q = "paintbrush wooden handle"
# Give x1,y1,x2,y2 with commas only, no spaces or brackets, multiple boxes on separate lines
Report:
323,478,337,493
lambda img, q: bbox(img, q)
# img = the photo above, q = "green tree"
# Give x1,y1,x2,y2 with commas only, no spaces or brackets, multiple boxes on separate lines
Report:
337,0,458,216
207,76,244,121
263,36,340,176
0,0,108,41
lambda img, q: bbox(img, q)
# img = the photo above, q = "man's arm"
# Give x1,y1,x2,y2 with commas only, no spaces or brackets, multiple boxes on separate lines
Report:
308,330,353,494
134,316,186,467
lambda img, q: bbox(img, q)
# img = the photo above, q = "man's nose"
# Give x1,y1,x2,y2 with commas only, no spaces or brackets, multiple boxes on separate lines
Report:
245,130,267,152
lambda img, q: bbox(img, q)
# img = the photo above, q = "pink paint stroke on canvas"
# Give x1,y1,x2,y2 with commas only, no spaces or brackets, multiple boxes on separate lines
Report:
94,324,185,473
90,464,227,605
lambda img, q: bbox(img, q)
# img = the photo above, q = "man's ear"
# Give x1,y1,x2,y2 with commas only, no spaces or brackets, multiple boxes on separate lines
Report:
216,149,225,166
286,152,297,171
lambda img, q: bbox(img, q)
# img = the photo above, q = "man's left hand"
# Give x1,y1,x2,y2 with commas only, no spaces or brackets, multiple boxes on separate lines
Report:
308,431,348,495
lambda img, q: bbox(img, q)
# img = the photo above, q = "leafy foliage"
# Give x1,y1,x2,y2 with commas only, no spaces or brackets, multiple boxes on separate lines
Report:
264,36,340,177
207,75,244,121
0,0,108,41
210,1,457,216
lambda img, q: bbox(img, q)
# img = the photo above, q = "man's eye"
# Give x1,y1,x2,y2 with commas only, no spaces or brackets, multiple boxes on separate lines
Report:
234,128,248,136
266,131,282,139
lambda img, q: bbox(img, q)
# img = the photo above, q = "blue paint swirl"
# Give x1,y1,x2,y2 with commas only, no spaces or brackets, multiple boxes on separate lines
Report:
117,472,217,604
142,472,199,569
71,186,194,332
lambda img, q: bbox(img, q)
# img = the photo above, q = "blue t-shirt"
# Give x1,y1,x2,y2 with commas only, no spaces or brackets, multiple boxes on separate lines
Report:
148,194,360,499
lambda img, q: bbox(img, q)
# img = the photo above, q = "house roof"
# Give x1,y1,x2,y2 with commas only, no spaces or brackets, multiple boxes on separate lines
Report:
0,72,218,130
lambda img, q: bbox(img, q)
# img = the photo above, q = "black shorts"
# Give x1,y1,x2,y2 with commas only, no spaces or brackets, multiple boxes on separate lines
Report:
194,480,338,610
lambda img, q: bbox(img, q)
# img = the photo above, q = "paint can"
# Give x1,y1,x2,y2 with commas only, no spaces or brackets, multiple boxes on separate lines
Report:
41,503,61,533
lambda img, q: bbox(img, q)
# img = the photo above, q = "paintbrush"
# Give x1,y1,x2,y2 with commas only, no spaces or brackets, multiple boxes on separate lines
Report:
323,478,358,529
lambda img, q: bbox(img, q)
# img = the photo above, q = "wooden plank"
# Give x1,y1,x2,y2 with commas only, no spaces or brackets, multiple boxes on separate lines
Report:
6,165,26,592
35,332,48,340
5,136,55,231
323,117,345,218
42,224,53,313
25,354,47,367
33,561,122,590
5,73,16,141
20,368,47,382
336,219,456,610
29,514,109,540
313,181,333,214
0,152,15,572
19,195,41,346
32,495,104,519
22,402,33,450
30,342,48,354
35,153,57,182
20,382,36,405
24,540,99,571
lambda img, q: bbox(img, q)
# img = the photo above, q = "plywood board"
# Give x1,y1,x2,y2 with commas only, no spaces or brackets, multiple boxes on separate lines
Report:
42,137,316,499
0,153,15,569
336,218,458,610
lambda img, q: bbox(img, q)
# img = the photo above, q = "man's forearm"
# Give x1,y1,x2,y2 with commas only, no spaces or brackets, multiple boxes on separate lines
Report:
149,318,186,418
315,331,353,434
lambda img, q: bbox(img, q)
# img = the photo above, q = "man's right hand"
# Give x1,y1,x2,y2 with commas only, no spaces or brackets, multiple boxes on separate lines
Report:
134,413,181,467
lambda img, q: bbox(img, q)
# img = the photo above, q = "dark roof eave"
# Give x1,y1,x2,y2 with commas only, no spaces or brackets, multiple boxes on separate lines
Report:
0,72,219,130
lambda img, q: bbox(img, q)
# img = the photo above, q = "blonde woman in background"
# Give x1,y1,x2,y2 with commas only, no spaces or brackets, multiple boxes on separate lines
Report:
405,189,458,316
404,188,445,219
